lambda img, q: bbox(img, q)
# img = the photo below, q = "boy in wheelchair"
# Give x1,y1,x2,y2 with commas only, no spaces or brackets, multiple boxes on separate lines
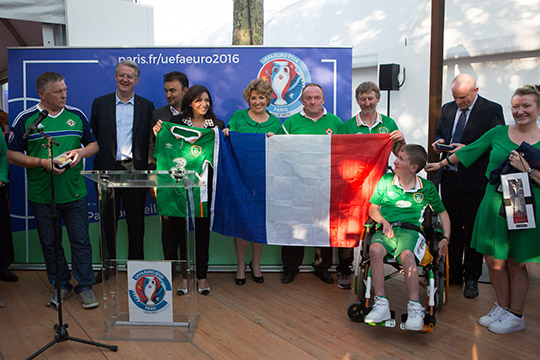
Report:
364,144,450,331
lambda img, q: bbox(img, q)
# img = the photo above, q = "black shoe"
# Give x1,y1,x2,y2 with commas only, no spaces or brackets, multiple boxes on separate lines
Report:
236,263,247,285
94,267,115,284
0,270,18,282
252,274,264,283
464,280,479,298
197,280,211,296
281,270,296,284
249,261,264,283
314,269,334,284
94,271,103,284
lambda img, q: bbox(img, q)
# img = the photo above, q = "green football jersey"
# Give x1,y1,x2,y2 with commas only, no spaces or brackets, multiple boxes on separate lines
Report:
8,105,95,204
370,173,446,227
278,111,343,135
154,122,216,217
341,112,400,149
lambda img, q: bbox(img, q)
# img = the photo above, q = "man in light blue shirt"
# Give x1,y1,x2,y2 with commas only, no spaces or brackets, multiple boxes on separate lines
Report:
90,60,155,274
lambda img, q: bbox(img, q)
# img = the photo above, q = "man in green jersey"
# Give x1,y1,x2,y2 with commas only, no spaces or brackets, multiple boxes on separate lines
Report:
341,81,405,156
7,72,99,309
279,84,343,136
278,83,353,289
364,144,450,331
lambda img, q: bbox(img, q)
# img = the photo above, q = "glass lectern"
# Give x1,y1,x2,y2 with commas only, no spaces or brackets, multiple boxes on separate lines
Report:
82,170,202,342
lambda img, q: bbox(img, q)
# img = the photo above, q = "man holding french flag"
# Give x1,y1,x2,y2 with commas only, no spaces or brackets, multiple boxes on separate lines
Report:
276,83,353,286
211,83,394,289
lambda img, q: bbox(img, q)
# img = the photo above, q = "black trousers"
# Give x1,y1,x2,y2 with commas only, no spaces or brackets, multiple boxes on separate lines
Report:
441,171,484,283
281,246,353,275
161,215,210,280
98,161,147,261
0,186,14,270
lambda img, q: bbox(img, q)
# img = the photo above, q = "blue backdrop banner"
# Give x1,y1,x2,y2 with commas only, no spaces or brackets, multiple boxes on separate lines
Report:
7,46,352,233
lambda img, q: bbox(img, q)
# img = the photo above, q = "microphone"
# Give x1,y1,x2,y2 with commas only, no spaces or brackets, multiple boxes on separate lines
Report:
23,110,49,140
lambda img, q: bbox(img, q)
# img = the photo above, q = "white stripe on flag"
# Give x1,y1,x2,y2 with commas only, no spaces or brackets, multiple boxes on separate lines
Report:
265,135,331,246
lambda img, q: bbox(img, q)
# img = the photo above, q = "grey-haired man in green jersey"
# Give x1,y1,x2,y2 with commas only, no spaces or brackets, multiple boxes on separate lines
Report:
7,72,99,309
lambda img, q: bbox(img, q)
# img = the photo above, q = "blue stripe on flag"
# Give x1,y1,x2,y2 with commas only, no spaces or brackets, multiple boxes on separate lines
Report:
211,131,268,243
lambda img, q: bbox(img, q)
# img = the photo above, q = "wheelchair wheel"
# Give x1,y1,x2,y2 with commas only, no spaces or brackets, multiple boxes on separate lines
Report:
354,228,372,298
349,240,371,322
356,257,368,298
435,262,446,311
347,302,366,323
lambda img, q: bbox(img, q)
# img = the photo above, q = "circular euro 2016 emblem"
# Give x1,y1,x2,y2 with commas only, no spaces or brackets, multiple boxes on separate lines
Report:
129,269,172,312
257,52,311,118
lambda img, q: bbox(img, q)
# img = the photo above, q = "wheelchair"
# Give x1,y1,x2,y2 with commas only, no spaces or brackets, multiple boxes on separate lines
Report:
347,208,449,333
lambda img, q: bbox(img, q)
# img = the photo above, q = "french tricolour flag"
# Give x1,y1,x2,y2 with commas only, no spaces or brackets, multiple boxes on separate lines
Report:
211,132,393,247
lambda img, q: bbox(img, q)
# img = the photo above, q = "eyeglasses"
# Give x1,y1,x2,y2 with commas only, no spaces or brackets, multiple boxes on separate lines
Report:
116,73,137,80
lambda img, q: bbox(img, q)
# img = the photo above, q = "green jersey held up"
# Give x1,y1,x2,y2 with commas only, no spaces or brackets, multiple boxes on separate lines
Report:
154,122,217,217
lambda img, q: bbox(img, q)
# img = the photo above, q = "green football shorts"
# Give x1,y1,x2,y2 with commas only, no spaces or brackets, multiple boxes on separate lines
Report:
371,228,429,265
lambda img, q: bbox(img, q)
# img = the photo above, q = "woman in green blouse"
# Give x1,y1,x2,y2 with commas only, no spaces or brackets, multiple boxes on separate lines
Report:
223,79,282,285
426,85,540,334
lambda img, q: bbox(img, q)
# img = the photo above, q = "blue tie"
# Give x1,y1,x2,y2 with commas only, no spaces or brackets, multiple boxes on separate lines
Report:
452,108,468,144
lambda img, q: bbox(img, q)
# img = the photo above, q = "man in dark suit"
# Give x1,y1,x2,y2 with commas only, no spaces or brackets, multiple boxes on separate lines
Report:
152,71,189,124
148,71,189,168
90,60,154,265
149,71,191,292
432,74,504,298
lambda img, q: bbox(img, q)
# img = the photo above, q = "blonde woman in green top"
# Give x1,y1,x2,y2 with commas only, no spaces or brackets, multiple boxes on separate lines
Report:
426,85,540,334
223,79,282,285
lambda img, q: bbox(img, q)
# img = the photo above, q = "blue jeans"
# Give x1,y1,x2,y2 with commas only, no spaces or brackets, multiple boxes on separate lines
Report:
30,196,95,294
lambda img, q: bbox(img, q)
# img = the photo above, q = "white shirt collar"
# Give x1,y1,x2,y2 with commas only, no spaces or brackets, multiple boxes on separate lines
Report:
392,174,423,192
170,106,180,116
356,112,382,129
300,107,328,121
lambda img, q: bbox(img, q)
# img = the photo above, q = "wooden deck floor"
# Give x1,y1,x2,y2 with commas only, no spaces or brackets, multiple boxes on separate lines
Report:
1,265,539,360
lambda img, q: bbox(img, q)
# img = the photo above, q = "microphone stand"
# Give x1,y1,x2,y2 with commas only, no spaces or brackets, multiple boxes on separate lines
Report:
27,129,117,359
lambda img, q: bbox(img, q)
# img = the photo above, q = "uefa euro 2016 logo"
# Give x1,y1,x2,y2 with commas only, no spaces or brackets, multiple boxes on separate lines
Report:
257,52,311,118
129,269,172,312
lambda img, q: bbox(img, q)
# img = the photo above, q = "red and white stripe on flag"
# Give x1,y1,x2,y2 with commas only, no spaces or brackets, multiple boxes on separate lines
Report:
265,134,393,247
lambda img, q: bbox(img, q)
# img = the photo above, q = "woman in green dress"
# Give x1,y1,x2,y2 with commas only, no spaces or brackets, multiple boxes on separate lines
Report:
426,85,540,334
223,79,282,285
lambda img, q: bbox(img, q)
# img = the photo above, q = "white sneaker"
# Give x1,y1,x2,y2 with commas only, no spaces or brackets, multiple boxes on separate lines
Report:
488,310,525,334
478,303,506,327
364,296,391,323
404,301,425,331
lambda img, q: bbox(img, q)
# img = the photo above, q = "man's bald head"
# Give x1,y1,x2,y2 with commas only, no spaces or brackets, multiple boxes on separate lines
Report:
451,74,478,109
